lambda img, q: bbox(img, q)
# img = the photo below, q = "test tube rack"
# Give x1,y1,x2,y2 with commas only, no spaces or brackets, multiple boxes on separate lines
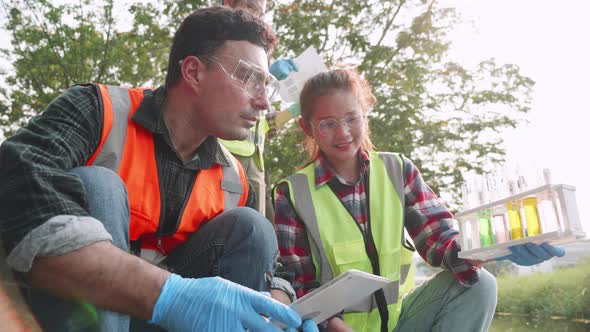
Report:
456,184,586,261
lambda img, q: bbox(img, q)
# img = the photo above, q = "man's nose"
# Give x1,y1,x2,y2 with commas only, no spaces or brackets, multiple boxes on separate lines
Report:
252,91,271,111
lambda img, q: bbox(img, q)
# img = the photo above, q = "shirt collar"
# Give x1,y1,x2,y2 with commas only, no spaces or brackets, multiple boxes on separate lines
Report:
314,149,371,188
131,87,230,169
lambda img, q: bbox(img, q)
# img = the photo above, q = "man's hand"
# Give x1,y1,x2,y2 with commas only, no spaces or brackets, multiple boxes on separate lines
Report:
150,274,302,331
269,59,298,80
495,242,565,266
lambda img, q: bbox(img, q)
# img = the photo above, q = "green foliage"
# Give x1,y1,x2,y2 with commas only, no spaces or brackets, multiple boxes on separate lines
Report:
0,0,535,199
0,0,181,134
266,0,534,200
483,260,518,277
496,258,590,319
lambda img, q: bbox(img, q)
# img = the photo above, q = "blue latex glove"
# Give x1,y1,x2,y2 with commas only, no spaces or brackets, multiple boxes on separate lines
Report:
151,274,302,331
270,59,298,80
495,242,565,266
288,103,300,117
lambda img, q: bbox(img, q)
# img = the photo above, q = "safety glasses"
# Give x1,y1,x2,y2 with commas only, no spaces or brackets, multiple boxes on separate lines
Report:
210,55,279,103
316,114,365,137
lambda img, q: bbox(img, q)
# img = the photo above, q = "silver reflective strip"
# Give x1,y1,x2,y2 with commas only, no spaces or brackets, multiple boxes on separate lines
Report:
378,153,412,250
220,144,244,209
287,173,334,284
378,152,404,202
400,264,411,284
92,86,132,171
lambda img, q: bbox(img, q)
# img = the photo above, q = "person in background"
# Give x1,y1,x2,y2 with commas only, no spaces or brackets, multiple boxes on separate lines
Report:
0,7,316,332
272,68,565,331
222,0,300,218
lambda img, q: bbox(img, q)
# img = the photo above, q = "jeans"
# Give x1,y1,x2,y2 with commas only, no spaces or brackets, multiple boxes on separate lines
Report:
393,269,497,332
27,166,278,332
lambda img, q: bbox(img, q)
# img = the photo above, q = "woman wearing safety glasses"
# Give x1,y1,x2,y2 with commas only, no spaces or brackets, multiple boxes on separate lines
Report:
272,68,565,332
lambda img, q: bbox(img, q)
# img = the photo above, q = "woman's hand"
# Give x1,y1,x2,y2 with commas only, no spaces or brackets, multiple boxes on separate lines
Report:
327,316,353,332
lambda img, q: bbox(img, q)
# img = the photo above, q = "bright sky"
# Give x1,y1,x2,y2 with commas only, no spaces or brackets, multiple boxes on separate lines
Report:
0,0,588,235
440,0,590,235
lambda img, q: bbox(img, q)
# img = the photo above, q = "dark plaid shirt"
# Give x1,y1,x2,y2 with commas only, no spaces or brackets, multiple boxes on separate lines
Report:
274,150,478,298
0,84,254,253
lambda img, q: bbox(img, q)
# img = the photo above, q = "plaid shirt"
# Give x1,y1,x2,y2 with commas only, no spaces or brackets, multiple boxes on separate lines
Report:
274,150,478,298
0,84,254,253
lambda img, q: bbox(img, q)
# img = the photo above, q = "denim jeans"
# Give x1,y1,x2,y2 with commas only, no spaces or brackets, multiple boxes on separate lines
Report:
393,268,497,332
27,166,278,332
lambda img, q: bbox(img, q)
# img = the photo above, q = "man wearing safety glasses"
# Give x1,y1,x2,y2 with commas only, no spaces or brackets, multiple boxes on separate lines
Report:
222,0,300,220
0,7,316,332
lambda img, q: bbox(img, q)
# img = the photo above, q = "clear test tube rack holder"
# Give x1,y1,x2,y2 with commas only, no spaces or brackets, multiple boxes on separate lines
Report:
456,184,586,261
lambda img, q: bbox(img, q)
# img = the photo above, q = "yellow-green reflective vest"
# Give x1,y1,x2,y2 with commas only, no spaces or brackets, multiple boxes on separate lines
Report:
276,152,415,332
219,118,269,170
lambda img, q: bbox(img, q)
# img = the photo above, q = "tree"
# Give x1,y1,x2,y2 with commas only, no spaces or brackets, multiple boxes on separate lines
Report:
0,0,534,200
0,0,175,135
265,0,534,200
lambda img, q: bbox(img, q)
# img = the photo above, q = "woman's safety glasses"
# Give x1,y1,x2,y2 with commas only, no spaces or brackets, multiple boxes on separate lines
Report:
316,114,364,137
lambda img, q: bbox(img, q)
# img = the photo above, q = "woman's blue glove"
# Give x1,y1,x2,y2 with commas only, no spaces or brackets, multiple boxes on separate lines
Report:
495,242,565,266
270,59,298,80
150,274,303,331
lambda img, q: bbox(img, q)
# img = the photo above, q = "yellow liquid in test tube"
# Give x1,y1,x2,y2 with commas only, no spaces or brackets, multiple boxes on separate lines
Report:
507,201,523,240
523,197,542,236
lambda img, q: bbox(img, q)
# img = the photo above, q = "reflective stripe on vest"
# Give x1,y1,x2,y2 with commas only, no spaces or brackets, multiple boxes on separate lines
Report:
87,84,249,254
277,152,415,331
219,117,268,170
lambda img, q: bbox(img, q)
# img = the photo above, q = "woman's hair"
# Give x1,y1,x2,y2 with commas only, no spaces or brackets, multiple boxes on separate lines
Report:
298,67,377,166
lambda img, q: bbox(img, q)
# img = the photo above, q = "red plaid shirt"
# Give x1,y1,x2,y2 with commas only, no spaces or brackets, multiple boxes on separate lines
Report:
274,150,479,298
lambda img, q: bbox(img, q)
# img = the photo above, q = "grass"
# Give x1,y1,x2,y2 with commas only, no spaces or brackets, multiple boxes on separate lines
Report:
496,258,590,320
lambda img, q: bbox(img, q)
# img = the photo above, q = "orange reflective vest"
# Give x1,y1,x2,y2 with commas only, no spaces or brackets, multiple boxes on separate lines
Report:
85,84,249,254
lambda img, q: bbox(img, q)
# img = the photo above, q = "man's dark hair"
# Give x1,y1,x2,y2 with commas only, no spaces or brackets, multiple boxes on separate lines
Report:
165,6,277,90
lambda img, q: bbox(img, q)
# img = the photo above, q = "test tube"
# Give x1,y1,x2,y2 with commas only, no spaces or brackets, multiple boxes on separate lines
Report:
470,217,481,249
523,197,542,236
507,200,524,239
478,209,494,246
538,169,560,233
492,214,508,243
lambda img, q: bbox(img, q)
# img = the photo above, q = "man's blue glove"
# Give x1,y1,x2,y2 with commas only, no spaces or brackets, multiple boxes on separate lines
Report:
270,59,298,80
495,242,565,266
288,103,300,117
150,274,303,331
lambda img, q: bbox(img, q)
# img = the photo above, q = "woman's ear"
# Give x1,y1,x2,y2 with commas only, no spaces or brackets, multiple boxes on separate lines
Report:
299,118,313,137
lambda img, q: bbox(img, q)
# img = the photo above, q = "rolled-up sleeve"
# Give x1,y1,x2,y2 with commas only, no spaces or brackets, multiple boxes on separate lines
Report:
6,215,113,272
0,85,103,265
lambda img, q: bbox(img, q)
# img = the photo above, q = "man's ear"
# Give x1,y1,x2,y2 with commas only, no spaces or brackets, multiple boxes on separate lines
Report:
299,118,313,137
222,0,234,7
180,56,205,92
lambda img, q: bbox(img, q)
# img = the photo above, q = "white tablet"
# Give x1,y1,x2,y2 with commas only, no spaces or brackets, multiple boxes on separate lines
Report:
289,269,392,325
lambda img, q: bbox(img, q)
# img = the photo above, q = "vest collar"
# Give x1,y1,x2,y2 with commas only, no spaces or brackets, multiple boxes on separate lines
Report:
314,149,371,188
131,86,230,169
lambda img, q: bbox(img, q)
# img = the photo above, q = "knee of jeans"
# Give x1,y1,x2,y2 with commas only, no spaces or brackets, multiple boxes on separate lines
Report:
470,268,498,312
231,207,278,252
70,166,127,199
